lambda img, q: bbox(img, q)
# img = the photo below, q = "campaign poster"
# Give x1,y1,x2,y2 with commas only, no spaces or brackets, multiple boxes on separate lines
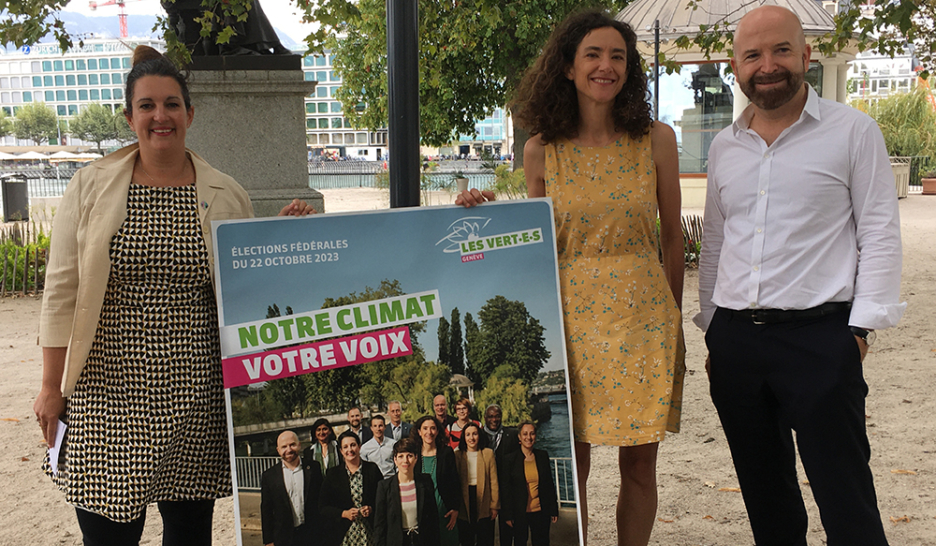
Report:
212,199,580,546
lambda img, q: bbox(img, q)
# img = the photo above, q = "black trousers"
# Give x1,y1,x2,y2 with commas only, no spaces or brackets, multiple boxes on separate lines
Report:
75,500,215,546
707,306,888,546
458,485,495,546
511,511,550,546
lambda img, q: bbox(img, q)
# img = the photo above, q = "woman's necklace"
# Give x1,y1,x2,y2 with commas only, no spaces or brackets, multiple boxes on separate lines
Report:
137,157,190,187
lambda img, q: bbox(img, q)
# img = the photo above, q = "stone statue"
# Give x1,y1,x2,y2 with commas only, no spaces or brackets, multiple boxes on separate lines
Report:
162,0,291,56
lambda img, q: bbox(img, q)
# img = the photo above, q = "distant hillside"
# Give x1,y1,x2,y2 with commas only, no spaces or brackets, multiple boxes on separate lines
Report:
1,12,301,52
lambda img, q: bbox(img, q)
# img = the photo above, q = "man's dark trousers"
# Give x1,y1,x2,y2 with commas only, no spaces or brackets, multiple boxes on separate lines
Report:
706,306,888,546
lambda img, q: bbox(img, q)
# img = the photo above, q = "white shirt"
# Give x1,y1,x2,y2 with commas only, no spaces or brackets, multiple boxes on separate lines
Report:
694,85,905,331
281,460,305,527
361,436,397,478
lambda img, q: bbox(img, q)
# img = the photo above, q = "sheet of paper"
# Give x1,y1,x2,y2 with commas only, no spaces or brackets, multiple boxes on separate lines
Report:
49,420,66,475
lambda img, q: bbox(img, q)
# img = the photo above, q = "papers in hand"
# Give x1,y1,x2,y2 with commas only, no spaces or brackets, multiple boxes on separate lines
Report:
49,420,66,475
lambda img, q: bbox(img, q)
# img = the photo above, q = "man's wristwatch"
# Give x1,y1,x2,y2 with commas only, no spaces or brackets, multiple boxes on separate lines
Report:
850,327,876,347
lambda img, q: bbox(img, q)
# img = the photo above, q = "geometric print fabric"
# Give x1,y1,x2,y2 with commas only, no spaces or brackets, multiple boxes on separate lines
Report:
48,183,232,522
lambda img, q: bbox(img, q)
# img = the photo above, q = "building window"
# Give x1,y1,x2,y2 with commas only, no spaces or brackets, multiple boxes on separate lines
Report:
57,105,67,115
23,91,31,102
65,60,74,70
307,119,316,129
122,57,130,69
344,118,352,128
318,118,328,129
68,105,78,115
318,103,328,113
305,72,315,81
356,133,367,144
34,76,43,87
333,134,343,144
42,61,52,72
317,87,327,98
78,74,87,85
89,74,99,85
315,55,326,67
90,89,100,100
66,75,76,86
114,88,123,99
317,71,327,82
77,60,86,70
67,90,77,101
55,75,64,86
88,59,98,70
112,73,122,84
53,60,63,71
306,103,315,114
101,74,111,85
79,89,88,100
45,91,54,101
330,71,339,81
332,117,342,128
32,61,41,72
330,87,338,97
304,56,315,67
99,58,109,69
56,90,65,101
102,89,112,100
330,102,341,113
320,134,329,144
307,134,318,144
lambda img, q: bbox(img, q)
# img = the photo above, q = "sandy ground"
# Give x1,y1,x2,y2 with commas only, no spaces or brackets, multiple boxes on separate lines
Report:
1,189,933,545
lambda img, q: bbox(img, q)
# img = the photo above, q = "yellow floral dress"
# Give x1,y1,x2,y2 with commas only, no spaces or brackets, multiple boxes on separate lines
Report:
545,135,685,446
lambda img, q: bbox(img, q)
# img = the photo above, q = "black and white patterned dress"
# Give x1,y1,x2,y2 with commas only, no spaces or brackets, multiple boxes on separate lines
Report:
50,183,232,522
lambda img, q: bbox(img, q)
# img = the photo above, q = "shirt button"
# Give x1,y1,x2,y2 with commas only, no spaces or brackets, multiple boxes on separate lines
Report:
756,228,763,233
749,302,757,308
760,190,766,195
763,153,770,158
753,266,759,271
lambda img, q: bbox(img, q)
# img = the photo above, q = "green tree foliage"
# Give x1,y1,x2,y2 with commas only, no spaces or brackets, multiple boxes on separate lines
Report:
448,307,464,376
852,86,936,162
463,312,483,384
304,0,630,148
261,304,309,418
0,109,13,138
437,315,451,368
473,368,533,426
14,102,58,146
231,390,284,426
304,279,427,413
474,295,550,388
400,362,456,422
69,103,125,153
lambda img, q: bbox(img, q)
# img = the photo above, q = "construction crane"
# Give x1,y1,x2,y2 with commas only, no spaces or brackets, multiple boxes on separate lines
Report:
88,0,142,39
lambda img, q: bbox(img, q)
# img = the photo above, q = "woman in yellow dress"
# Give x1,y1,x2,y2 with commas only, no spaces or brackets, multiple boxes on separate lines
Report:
457,9,684,546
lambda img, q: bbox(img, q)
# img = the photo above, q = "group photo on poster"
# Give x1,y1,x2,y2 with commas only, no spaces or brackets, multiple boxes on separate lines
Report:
212,199,580,546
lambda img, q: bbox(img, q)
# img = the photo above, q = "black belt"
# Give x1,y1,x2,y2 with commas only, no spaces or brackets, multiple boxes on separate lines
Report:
728,302,851,324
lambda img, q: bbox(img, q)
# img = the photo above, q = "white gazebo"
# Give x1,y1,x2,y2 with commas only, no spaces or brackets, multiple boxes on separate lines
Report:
617,0,859,206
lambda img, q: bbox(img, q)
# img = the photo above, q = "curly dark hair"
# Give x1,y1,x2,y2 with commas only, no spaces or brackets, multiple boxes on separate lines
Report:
511,9,652,143
410,415,449,452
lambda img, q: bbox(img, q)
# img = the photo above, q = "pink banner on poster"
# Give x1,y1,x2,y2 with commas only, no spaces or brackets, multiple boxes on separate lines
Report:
222,326,413,388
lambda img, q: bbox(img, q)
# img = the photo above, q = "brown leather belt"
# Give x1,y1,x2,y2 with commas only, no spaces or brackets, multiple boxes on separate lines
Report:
727,302,851,325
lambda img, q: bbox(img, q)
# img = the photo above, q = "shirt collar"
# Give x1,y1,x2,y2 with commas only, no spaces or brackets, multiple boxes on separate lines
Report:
733,84,820,136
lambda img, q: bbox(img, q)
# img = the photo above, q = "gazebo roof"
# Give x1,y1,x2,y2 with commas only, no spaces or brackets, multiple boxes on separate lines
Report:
618,0,837,44
616,0,858,63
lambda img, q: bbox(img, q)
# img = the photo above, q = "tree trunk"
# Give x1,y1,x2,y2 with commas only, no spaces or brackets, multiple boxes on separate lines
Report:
510,104,529,171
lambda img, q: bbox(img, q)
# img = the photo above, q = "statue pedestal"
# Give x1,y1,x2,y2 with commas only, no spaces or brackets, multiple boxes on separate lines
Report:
186,56,323,216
